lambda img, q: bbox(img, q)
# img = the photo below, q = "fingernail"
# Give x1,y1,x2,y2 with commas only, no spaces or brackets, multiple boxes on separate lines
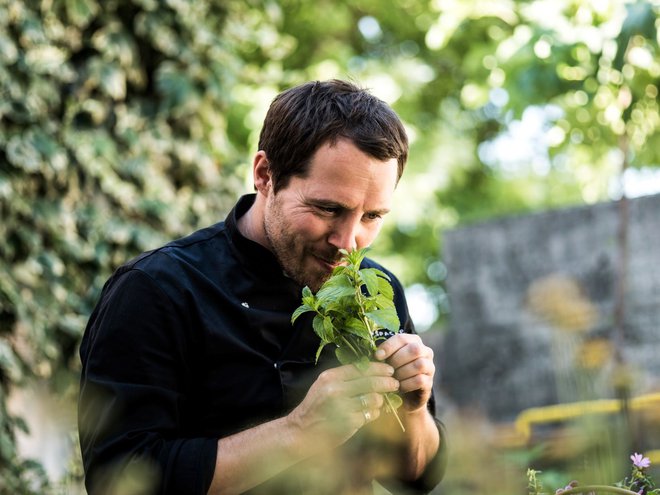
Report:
375,350,386,360
386,366,395,376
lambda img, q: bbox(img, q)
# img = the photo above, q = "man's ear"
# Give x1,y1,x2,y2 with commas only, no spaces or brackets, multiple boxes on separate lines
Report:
253,151,272,194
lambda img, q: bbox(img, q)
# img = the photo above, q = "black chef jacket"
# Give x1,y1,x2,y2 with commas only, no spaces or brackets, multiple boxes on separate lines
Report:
79,194,446,495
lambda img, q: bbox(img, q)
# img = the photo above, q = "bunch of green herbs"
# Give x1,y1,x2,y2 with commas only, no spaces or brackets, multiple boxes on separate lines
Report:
292,248,405,430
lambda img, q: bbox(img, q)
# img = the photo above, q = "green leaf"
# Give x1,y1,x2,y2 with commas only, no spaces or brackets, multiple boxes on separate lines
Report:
343,317,371,341
66,0,99,28
331,265,347,277
312,315,329,340
385,392,403,410
372,268,391,282
322,316,336,341
291,303,314,324
335,345,355,365
301,286,317,309
359,268,380,297
346,247,369,267
365,308,400,332
325,296,359,314
377,276,394,300
100,64,127,100
315,342,327,364
354,355,370,371
373,293,395,310
315,274,355,305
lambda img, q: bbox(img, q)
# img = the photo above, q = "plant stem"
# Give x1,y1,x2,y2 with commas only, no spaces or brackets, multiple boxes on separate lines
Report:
339,334,362,359
347,256,406,431
559,486,640,494
384,394,406,432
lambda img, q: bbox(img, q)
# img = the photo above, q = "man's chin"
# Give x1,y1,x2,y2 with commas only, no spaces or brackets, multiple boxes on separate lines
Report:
302,269,334,293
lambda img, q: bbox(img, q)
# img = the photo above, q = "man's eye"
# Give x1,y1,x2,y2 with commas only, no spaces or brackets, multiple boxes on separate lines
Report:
365,213,382,221
319,206,340,214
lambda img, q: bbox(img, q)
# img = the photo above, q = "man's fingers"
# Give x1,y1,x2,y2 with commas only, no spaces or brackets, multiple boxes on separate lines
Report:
314,365,399,404
354,392,384,411
354,393,383,425
398,373,433,395
319,362,394,382
376,334,433,369
392,358,435,382
346,375,400,397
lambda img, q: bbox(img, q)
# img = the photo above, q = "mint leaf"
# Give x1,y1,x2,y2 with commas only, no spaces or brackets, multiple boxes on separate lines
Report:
359,268,380,297
315,341,327,364
374,293,395,310
291,303,314,323
376,276,394,300
335,345,356,365
354,355,370,371
386,392,403,410
365,307,400,332
312,315,332,341
301,286,317,308
315,274,355,304
343,317,371,340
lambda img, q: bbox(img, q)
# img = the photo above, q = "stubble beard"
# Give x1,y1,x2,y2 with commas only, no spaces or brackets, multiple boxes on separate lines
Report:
263,196,334,292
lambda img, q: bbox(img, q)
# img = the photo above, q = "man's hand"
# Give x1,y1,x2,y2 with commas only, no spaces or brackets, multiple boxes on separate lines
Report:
209,350,438,495
287,362,400,448
374,334,435,412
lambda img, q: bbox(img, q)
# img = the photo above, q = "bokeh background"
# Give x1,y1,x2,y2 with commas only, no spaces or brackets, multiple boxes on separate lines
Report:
1,0,659,493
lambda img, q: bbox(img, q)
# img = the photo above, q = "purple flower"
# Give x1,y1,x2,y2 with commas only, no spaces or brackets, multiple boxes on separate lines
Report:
556,481,579,493
631,452,651,469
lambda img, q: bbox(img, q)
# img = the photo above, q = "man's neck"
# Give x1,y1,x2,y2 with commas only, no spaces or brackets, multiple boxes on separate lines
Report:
237,195,269,249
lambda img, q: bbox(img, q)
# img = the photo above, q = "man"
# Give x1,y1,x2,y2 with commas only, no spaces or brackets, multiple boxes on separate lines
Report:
79,80,447,495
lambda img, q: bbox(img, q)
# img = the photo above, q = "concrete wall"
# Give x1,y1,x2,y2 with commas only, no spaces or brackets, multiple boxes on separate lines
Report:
438,193,660,422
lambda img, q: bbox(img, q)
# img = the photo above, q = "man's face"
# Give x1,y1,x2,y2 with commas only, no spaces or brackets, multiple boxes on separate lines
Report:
263,138,399,291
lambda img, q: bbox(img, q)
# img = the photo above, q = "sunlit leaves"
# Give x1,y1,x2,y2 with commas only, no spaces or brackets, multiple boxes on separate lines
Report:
65,0,99,28
0,1,249,489
343,317,371,340
365,308,400,333
358,268,380,297
315,274,355,306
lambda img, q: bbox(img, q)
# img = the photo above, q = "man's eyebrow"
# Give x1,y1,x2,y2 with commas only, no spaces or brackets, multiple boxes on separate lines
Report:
310,199,390,216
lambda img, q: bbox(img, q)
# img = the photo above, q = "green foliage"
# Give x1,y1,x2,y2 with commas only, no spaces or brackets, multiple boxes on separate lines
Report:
0,0,253,490
0,383,49,494
369,0,659,299
527,453,660,495
291,248,401,363
292,248,404,424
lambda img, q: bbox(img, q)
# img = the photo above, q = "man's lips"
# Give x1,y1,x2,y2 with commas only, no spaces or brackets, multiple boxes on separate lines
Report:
314,255,344,270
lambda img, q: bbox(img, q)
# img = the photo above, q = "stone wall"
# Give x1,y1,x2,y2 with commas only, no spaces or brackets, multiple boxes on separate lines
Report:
438,193,660,422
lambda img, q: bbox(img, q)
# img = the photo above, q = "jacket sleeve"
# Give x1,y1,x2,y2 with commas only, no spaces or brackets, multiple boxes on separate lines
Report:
386,269,449,493
78,268,217,495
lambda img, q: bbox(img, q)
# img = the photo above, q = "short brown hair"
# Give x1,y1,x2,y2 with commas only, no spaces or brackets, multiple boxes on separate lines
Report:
258,80,408,192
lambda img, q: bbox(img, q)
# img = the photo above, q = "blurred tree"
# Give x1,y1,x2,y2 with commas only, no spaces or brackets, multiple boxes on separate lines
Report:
0,0,254,490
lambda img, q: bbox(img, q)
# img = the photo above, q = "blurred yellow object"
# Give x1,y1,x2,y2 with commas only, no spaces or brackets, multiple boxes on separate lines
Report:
527,274,598,332
512,392,660,444
647,450,660,464
576,338,614,369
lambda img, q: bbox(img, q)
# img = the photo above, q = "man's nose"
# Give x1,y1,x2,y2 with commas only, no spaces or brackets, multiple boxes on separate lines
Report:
328,217,360,252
